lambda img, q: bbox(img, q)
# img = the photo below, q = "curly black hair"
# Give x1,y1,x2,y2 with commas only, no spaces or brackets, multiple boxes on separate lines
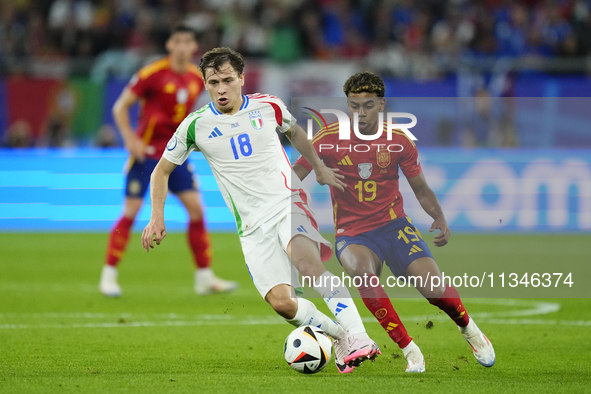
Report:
343,71,386,97
199,47,244,81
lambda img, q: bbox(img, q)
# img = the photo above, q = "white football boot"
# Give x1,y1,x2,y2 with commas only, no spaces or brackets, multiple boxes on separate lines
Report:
194,268,238,295
402,340,426,372
99,265,122,297
460,317,496,367
333,332,354,373
345,334,381,367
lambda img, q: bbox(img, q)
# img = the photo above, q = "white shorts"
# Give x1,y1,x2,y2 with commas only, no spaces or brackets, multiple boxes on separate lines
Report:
239,212,332,299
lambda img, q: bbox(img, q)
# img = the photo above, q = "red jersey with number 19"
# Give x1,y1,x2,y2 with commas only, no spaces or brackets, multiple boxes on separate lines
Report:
128,57,204,160
295,121,422,238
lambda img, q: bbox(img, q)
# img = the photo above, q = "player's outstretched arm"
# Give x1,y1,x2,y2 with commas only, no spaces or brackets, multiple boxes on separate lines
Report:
292,163,310,181
141,157,177,251
407,173,450,247
113,88,146,162
288,123,346,191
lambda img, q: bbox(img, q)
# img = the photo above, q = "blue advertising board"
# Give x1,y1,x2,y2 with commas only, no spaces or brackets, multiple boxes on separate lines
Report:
0,148,590,233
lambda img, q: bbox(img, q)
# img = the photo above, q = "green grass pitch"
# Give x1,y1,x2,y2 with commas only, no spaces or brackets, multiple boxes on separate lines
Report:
1,232,590,393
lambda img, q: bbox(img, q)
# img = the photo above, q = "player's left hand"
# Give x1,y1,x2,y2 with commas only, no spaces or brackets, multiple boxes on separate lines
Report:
429,218,450,247
141,220,166,252
315,165,346,192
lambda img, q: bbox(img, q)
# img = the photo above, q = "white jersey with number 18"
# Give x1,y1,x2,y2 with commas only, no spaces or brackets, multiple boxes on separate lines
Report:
163,93,310,237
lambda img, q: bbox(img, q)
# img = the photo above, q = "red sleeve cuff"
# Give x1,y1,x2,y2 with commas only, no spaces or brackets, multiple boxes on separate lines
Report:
129,83,143,97
403,163,422,179
294,156,313,172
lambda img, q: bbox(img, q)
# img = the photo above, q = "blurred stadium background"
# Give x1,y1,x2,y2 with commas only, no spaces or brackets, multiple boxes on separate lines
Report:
2,4,590,390
1,0,590,234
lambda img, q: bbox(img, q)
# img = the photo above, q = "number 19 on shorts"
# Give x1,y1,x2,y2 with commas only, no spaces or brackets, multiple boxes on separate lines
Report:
230,133,253,160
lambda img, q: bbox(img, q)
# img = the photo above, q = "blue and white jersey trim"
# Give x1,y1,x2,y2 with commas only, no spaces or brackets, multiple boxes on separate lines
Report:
209,95,249,115
239,95,249,110
209,102,222,115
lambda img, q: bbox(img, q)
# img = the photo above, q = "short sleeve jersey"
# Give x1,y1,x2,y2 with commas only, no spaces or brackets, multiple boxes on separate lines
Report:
128,57,204,160
164,93,307,236
295,121,422,237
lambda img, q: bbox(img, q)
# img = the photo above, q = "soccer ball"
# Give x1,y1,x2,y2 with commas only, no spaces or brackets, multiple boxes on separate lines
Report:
284,325,332,374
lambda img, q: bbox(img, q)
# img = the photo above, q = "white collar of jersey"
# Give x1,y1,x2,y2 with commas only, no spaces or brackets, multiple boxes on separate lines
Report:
209,95,249,115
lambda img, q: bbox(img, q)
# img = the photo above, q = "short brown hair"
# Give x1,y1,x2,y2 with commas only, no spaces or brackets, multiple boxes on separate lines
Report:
343,71,386,97
199,47,245,80
169,24,196,40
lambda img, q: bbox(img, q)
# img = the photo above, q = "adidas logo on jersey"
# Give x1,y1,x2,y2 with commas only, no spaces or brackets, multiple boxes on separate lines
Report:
208,127,223,138
408,245,423,255
296,225,308,233
337,156,353,165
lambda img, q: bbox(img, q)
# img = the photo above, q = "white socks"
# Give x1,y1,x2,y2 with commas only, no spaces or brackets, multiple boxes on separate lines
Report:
313,271,367,338
195,267,214,282
402,340,419,358
459,317,476,336
286,297,344,338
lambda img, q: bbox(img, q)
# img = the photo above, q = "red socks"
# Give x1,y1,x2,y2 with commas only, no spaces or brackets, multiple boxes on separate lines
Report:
105,216,134,267
358,276,412,349
429,285,470,327
188,219,212,269
105,217,212,269
356,278,470,348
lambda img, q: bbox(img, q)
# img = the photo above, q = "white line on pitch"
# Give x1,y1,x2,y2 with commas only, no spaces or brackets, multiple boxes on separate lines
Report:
1,317,589,330
0,299,571,329
0,298,561,320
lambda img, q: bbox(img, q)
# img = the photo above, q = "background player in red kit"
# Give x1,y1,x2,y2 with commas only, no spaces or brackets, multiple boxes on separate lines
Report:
293,72,495,372
99,25,237,297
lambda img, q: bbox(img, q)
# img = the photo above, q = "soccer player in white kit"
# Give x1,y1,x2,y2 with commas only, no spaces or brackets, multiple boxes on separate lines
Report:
141,47,380,373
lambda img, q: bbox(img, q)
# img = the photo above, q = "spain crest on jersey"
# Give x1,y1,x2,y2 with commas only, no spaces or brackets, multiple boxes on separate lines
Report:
176,88,189,104
248,111,263,129
377,150,390,168
358,163,372,179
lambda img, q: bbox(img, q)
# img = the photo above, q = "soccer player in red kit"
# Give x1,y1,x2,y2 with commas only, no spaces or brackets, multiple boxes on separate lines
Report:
293,72,495,372
100,25,237,297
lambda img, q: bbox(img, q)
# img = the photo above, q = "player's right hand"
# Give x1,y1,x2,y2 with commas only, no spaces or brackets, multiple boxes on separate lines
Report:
315,165,347,192
125,134,147,162
429,217,450,247
141,220,166,252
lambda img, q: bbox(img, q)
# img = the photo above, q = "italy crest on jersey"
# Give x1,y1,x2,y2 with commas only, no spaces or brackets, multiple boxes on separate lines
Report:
248,111,264,129
358,163,372,179
377,150,390,168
